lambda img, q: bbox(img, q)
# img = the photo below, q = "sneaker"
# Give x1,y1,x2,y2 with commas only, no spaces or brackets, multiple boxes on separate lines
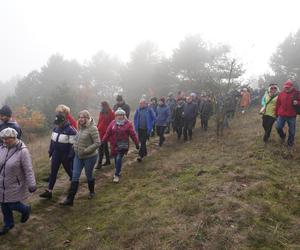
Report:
137,157,143,162
39,190,52,199
113,175,120,183
0,225,14,236
21,206,31,223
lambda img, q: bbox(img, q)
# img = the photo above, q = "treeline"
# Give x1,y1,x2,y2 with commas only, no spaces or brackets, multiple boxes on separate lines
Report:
6,34,246,127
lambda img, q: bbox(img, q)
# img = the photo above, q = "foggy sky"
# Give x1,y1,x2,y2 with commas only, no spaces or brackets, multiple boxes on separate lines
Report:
1,0,300,82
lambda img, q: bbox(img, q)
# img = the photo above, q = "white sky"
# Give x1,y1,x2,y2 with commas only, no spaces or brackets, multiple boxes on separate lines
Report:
1,0,300,82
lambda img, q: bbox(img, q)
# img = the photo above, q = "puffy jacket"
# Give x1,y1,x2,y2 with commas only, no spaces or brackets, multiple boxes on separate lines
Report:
73,118,100,159
0,141,36,203
199,100,213,118
134,107,156,135
275,89,300,117
97,109,115,139
48,122,77,158
102,119,138,157
156,104,171,126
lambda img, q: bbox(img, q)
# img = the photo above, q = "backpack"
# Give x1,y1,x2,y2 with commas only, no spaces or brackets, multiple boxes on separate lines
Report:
292,91,300,115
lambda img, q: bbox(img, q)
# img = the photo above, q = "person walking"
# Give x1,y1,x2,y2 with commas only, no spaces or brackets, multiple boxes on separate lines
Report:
134,99,156,162
166,92,177,133
96,101,115,169
55,104,77,130
183,95,198,141
173,97,185,140
240,88,251,114
102,108,139,183
61,110,100,206
275,80,300,147
156,97,171,147
260,84,279,143
113,95,131,119
39,114,77,199
149,97,158,137
199,95,213,131
0,128,36,236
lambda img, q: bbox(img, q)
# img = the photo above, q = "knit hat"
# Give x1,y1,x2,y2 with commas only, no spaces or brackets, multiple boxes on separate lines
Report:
0,128,18,138
115,108,126,116
0,105,12,117
54,114,66,125
116,95,123,102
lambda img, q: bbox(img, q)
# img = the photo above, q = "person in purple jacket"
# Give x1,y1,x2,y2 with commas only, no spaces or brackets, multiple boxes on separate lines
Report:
0,128,36,236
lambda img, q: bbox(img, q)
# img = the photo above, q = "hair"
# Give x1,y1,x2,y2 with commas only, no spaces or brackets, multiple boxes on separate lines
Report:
101,101,111,110
78,110,90,119
55,104,70,115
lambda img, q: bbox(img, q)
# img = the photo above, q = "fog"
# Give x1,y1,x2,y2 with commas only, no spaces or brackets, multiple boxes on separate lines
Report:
1,0,300,82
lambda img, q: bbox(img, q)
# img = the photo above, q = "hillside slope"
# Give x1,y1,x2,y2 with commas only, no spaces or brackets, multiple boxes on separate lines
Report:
2,109,300,249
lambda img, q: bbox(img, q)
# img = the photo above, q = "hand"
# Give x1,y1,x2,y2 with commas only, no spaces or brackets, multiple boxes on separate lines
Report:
28,186,37,193
293,100,298,105
136,144,140,150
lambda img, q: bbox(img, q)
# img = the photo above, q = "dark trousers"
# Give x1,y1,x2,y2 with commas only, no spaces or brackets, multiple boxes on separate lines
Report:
49,151,73,190
183,120,193,140
1,202,29,228
156,126,166,146
98,142,110,164
200,115,209,130
262,115,276,142
176,126,183,139
138,129,148,158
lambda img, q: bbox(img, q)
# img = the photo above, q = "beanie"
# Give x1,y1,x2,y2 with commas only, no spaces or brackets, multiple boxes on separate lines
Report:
0,105,12,117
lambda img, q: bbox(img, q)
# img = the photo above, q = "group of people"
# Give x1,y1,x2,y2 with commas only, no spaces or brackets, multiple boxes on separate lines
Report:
260,80,300,147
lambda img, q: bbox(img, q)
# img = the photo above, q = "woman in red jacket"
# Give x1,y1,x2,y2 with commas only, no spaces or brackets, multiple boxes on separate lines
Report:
102,108,139,183
96,101,115,169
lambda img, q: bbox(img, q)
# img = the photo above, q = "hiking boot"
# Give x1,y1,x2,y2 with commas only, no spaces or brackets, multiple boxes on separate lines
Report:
95,163,102,170
60,181,79,206
39,190,52,199
0,225,14,236
137,157,143,162
102,161,111,166
113,175,120,183
88,179,95,199
21,206,31,223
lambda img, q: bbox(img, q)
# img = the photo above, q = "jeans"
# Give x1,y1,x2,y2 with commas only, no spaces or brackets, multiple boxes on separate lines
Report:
276,116,296,146
262,115,276,142
156,126,166,146
72,154,98,182
138,129,148,158
114,153,124,177
49,151,73,190
1,202,29,228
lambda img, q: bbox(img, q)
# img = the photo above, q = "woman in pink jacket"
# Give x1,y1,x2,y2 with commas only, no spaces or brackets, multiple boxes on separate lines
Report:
102,108,139,183
0,128,36,236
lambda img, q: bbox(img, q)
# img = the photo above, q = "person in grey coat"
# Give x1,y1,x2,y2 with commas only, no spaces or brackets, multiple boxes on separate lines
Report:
0,128,36,236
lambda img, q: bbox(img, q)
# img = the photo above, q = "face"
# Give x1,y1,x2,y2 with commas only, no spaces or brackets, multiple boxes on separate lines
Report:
2,137,17,147
140,101,147,108
158,100,163,106
0,115,10,122
187,96,193,103
269,86,277,94
284,86,293,93
78,115,88,126
115,114,125,121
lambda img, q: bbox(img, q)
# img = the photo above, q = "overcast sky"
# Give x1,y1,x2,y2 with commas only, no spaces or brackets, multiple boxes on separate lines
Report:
1,0,300,82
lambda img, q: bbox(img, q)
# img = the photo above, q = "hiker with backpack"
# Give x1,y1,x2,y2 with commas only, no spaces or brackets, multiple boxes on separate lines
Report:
275,80,300,147
260,83,279,143
101,108,139,183
0,128,36,236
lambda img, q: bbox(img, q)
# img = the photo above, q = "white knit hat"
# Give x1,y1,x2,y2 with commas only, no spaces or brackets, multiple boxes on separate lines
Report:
115,108,126,116
0,128,18,138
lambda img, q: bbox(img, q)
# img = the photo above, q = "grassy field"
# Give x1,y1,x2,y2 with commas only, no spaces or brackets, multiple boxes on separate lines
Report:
2,109,300,249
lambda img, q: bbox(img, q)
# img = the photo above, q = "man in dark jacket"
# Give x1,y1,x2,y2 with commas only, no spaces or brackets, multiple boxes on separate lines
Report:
0,105,22,143
113,95,130,119
183,96,198,141
173,98,185,139
39,114,77,199
275,80,300,147
199,95,213,131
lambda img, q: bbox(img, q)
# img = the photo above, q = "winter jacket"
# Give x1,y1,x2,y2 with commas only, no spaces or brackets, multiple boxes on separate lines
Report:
199,100,213,118
48,122,77,158
261,93,278,118
0,120,22,142
113,102,131,118
275,89,300,117
149,103,158,116
134,107,156,135
240,91,251,108
173,104,185,128
0,141,36,203
183,102,198,121
102,119,139,157
73,118,100,159
97,109,115,139
166,98,177,120
66,113,77,130
156,104,171,126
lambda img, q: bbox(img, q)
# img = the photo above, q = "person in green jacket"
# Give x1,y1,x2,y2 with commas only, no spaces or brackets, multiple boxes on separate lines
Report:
260,84,279,143
61,110,100,206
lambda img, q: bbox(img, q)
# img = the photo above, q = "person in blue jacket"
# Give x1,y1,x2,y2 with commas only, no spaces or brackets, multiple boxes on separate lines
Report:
39,114,77,199
134,98,156,162
156,97,171,147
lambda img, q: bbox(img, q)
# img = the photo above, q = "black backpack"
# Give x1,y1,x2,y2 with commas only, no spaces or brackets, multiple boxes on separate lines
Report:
292,91,300,115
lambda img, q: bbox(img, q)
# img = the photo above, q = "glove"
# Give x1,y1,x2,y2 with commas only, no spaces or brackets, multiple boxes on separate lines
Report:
28,186,37,193
136,144,140,150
